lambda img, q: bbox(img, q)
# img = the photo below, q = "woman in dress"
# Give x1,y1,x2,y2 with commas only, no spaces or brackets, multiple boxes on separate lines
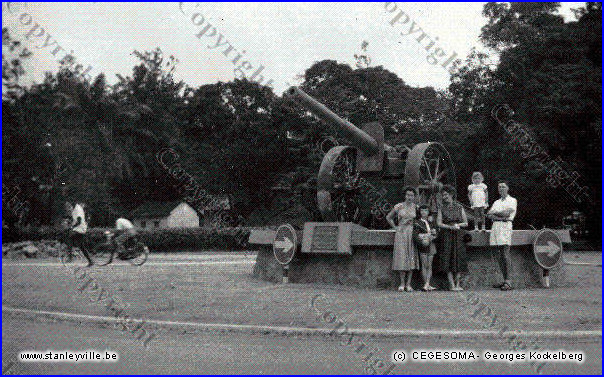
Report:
386,187,420,292
436,185,469,291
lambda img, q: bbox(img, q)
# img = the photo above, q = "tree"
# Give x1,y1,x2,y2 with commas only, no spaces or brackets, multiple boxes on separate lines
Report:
299,59,447,142
480,2,564,52
176,79,291,217
449,2,601,237
2,47,191,225
2,28,32,101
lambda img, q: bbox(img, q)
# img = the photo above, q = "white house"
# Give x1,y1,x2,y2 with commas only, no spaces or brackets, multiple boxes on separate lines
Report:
131,201,200,229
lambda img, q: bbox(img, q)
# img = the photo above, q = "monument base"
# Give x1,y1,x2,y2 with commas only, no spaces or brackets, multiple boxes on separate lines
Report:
252,245,566,290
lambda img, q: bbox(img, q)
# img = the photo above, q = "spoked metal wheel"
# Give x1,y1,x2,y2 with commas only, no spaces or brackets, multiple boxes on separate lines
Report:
128,243,149,266
92,243,114,266
59,246,87,267
317,146,363,223
404,142,456,213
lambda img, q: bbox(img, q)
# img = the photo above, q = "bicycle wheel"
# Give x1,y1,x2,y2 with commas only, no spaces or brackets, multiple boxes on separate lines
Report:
93,243,114,266
59,245,86,267
128,243,149,266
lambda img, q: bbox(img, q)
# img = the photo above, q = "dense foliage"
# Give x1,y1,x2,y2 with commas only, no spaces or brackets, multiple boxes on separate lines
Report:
449,2,601,237
2,3,600,240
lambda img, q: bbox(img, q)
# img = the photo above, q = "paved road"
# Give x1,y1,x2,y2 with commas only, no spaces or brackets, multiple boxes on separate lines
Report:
2,315,601,375
2,251,601,374
3,252,600,333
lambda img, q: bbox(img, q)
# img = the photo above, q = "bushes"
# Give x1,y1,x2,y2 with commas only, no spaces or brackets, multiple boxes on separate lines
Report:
136,227,252,251
9,226,254,252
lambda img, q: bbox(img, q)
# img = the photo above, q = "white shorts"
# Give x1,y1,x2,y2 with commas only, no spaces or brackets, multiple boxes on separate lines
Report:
490,221,513,246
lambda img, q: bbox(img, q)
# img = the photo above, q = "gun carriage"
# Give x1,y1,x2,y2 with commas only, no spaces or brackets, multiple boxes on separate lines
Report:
285,87,455,225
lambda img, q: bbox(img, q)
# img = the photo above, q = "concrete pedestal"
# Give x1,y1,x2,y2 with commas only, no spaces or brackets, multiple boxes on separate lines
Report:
252,245,566,290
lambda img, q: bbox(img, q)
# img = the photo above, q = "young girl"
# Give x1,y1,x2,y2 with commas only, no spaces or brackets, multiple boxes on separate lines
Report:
413,205,437,291
468,172,488,231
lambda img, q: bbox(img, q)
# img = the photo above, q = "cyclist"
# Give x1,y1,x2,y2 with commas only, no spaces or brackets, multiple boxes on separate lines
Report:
114,217,137,252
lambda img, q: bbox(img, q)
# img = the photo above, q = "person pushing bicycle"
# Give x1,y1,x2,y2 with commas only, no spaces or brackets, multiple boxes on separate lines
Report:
66,202,94,267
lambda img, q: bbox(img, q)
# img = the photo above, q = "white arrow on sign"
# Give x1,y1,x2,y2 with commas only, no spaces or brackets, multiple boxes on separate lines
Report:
275,237,294,254
535,241,560,257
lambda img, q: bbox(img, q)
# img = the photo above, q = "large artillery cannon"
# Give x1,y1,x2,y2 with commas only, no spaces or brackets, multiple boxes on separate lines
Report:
249,87,570,290
285,87,455,226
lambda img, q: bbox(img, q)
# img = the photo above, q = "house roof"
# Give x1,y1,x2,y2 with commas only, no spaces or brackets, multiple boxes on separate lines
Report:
131,201,184,219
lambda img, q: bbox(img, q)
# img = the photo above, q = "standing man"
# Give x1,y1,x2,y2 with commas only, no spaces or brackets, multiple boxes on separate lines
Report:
487,181,517,291
68,202,93,267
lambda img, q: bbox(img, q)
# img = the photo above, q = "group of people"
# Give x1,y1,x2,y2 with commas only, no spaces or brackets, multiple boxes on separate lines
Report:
62,201,138,267
386,172,518,292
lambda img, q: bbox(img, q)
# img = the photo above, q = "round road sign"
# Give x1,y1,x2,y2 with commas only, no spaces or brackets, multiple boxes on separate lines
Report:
273,224,297,265
532,229,563,269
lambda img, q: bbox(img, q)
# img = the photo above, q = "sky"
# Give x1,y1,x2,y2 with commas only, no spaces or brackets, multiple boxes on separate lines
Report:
3,2,585,95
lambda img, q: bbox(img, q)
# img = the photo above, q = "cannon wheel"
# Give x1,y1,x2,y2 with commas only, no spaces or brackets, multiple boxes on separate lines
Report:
316,146,363,222
404,142,456,213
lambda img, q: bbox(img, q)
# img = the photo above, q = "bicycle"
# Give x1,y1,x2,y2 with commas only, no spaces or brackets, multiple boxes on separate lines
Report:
92,231,149,266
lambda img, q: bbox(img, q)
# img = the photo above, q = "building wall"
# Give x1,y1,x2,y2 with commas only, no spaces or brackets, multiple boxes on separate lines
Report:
166,202,200,228
132,202,200,229
133,218,164,229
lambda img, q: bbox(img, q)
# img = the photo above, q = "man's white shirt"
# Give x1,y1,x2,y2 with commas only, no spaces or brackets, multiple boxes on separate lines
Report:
71,204,88,234
115,218,135,230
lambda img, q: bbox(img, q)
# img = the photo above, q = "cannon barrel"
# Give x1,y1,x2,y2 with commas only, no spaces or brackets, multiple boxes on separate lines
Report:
286,87,380,156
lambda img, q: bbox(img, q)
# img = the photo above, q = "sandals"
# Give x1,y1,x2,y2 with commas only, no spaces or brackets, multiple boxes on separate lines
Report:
494,282,514,290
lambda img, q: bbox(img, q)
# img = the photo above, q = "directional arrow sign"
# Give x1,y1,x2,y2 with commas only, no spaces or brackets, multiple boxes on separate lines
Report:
535,241,561,257
274,238,294,254
533,229,563,269
273,224,297,265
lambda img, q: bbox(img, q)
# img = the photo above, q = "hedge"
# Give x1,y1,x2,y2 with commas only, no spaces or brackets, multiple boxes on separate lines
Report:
7,226,263,252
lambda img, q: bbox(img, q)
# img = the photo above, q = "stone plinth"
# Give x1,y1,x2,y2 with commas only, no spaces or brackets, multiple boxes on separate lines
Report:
252,245,566,290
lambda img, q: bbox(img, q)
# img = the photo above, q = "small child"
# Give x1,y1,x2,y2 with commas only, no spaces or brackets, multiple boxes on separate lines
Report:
468,172,488,231
413,205,437,291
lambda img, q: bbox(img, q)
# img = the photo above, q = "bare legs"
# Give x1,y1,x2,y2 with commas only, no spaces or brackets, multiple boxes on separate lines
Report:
447,272,463,291
420,254,436,290
398,270,414,292
474,207,486,231
67,231,93,267
497,245,512,288
398,271,405,291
